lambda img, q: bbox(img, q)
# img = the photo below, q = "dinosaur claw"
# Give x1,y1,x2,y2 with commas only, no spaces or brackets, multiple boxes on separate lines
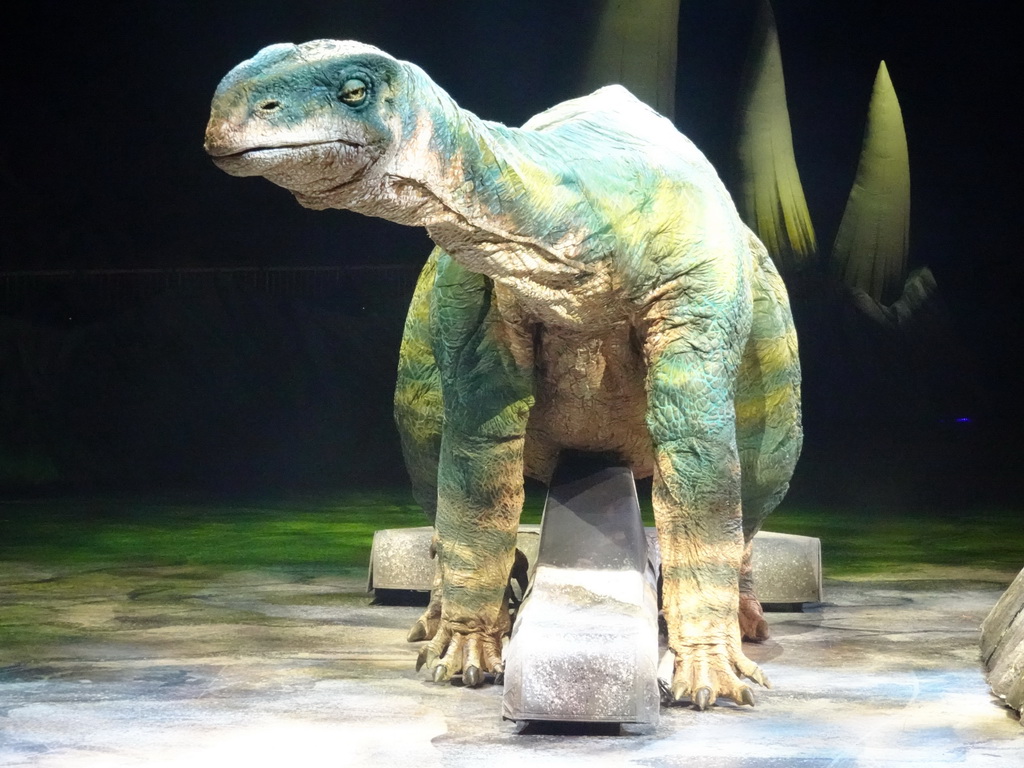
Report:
407,622,428,643
433,665,448,683
415,647,429,672
694,687,712,711
739,687,755,707
464,665,482,688
671,681,688,703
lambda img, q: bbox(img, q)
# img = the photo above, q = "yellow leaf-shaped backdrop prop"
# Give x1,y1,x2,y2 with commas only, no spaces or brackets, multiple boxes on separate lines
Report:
831,61,911,305
737,0,818,273
582,0,681,120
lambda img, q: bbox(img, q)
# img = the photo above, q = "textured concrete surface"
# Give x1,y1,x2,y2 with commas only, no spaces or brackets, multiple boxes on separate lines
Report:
2,562,1023,767
981,567,1024,720
369,526,543,590
747,531,823,604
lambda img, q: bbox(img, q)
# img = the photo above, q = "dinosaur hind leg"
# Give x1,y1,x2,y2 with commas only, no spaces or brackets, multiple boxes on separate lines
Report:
735,237,803,642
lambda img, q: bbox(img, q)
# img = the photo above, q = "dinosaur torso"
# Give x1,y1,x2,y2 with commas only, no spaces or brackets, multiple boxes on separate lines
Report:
349,80,752,480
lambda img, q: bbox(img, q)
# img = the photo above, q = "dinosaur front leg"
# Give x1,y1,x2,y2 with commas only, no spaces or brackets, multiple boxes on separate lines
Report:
419,429,526,685
647,332,769,709
416,254,533,686
735,235,804,643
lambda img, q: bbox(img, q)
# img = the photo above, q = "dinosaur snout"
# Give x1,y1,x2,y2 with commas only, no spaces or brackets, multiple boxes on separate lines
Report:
203,110,267,179
203,91,249,158
203,116,243,159
204,91,297,158
203,100,273,159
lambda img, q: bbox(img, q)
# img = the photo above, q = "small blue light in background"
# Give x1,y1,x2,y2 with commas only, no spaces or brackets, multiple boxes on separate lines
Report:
939,416,975,426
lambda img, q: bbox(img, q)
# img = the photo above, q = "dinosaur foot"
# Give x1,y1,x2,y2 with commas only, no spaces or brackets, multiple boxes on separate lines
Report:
661,641,770,710
739,593,770,642
416,622,505,687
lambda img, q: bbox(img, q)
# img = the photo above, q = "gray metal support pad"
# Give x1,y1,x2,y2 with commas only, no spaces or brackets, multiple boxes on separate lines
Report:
369,526,822,605
501,456,660,725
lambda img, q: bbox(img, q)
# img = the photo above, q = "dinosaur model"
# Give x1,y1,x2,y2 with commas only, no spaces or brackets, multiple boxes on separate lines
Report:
205,40,802,710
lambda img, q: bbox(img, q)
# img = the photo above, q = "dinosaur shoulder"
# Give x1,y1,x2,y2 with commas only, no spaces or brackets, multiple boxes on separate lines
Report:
522,86,712,177
521,85,653,131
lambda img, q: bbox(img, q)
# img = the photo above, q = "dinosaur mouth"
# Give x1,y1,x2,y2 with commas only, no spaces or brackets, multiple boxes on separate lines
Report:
209,139,370,182
209,137,362,159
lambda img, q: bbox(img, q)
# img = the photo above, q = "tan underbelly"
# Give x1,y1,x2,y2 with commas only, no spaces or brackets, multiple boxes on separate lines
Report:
523,325,654,481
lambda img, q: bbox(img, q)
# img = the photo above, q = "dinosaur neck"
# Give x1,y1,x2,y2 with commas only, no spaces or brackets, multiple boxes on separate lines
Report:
342,66,589,280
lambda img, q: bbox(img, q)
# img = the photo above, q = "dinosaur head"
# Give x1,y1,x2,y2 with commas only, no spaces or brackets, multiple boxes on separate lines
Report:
204,40,402,197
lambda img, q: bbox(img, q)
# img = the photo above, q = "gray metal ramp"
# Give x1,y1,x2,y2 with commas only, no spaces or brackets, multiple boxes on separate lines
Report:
501,454,661,725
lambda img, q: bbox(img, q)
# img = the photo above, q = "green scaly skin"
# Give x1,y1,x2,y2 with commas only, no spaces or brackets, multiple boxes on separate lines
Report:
205,40,802,708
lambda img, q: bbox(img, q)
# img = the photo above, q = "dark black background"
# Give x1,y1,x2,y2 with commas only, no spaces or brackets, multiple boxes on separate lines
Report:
2,1,1019,499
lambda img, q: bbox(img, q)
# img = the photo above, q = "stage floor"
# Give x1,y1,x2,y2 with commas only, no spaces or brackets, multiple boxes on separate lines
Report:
1,562,1022,767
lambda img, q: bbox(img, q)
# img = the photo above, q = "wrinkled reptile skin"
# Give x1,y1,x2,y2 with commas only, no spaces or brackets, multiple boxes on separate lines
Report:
206,40,802,708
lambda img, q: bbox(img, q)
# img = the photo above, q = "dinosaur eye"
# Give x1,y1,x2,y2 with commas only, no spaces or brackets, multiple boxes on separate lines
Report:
339,78,368,106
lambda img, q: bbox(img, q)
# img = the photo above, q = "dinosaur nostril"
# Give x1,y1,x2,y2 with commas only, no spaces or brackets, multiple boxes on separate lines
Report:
258,100,282,113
